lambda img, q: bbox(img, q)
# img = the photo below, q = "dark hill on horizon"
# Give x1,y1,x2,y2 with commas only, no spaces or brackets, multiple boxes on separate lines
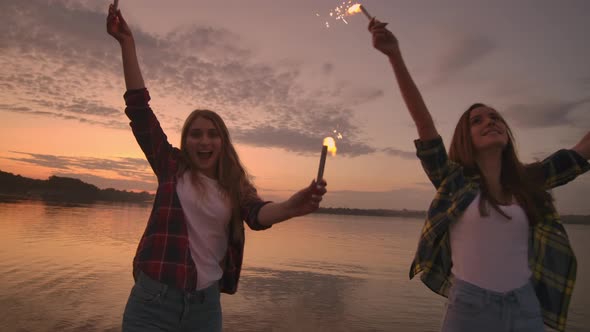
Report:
0,170,153,204
1,170,588,224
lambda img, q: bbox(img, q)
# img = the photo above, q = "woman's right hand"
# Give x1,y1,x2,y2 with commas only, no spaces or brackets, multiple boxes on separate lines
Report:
369,18,399,57
106,4,133,44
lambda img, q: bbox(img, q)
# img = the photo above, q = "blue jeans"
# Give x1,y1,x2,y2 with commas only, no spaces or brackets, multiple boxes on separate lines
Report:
441,278,545,332
122,272,222,332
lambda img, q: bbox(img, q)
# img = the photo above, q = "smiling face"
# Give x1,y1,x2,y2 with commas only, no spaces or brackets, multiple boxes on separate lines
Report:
184,116,223,178
469,105,509,153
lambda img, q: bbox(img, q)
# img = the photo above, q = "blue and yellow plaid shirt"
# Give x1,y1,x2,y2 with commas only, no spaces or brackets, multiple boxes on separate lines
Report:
409,136,589,332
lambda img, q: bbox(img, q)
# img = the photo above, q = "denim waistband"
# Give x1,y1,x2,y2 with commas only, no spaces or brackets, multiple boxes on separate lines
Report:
451,277,533,304
136,271,219,302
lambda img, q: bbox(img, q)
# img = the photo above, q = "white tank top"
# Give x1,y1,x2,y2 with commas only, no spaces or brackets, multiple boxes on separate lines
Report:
450,192,531,292
176,171,231,290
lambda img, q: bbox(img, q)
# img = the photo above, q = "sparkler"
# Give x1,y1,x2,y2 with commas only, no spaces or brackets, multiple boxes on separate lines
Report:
318,2,373,28
113,0,119,11
348,4,373,20
317,137,337,182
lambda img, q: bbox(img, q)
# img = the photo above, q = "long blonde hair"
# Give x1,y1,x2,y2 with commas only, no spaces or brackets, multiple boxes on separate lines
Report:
178,109,257,242
448,103,550,225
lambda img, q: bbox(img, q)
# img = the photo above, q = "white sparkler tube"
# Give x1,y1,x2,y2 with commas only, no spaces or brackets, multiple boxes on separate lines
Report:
360,5,372,20
317,145,328,182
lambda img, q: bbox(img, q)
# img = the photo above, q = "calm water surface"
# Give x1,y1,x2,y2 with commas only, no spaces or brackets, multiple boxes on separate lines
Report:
0,201,588,331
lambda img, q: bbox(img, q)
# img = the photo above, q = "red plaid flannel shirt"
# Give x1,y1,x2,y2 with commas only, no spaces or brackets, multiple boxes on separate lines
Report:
124,88,270,294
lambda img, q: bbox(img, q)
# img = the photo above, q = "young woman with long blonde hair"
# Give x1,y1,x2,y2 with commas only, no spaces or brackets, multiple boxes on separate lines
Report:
107,6,327,331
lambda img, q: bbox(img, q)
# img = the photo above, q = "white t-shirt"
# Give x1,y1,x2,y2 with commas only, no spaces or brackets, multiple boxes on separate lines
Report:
176,171,231,290
450,192,531,292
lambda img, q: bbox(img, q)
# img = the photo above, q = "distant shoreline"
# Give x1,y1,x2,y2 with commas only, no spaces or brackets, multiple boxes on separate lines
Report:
1,169,589,224
315,207,426,220
314,207,589,225
0,170,153,205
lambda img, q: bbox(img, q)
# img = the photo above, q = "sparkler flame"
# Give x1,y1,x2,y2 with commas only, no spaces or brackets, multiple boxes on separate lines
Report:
348,3,372,19
323,137,337,156
347,4,362,15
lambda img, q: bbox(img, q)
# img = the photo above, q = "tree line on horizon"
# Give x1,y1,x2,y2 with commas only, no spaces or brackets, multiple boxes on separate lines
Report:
0,170,153,203
0,170,588,224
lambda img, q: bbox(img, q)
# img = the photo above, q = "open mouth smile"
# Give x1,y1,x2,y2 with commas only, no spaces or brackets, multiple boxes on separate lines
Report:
483,129,502,136
197,151,213,160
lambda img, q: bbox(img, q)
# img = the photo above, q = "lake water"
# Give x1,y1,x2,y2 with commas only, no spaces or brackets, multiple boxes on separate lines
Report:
0,200,588,332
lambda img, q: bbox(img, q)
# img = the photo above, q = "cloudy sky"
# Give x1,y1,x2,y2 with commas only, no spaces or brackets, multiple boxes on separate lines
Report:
1,0,589,214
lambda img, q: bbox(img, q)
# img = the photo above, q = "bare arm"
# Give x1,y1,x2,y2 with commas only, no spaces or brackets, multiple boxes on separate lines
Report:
106,5,145,90
369,19,438,141
257,180,327,227
572,131,590,160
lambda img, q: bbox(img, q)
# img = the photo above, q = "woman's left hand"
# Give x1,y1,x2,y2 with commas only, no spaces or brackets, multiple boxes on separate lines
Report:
285,179,328,218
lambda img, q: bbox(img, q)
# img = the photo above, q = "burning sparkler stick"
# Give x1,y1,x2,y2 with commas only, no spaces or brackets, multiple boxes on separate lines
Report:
359,5,372,19
113,0,119,11
317,137,337,182
348,4,373,20
317,145,328,182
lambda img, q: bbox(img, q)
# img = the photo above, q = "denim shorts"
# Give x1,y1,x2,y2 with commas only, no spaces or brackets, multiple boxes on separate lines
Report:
122,271,222,332
441,278,545,332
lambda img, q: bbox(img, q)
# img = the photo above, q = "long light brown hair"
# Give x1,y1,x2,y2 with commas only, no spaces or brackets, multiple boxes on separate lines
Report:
448,103,550,225
178,109,257,242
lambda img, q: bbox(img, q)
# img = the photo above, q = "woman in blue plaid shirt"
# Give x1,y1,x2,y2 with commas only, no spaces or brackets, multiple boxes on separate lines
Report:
368,17,590,332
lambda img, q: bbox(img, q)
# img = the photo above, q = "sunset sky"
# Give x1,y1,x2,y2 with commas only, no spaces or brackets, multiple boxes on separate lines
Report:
1,0,589,214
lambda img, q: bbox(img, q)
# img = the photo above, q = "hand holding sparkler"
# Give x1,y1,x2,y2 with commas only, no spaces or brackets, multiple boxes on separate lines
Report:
347,2,399,56
284,179,328,218
106,3,145,90
369,18,400,57
106,3,133,44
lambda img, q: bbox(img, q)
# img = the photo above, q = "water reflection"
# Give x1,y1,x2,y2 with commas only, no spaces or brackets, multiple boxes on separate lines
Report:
0,201,588,331
224,267,363,331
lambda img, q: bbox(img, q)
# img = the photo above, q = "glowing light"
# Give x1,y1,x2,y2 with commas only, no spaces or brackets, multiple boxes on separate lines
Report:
348,3,372,19
323,137,337,156
348,4,362,15
317,136,337,182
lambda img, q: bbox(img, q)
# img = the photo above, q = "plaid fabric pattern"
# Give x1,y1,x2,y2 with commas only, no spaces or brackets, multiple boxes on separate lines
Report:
124,88,270,294
409,136,589,332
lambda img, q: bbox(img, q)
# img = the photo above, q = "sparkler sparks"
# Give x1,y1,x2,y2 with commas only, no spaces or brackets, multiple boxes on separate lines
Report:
316,1,370,28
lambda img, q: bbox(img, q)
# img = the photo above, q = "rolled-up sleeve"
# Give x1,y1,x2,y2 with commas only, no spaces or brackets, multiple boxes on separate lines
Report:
123,88,176,178
541,149,590,190
239,183,272,230
414,136,456,190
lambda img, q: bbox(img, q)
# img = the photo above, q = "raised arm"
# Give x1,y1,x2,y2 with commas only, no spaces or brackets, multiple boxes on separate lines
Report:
106,5,176,178
536,131,590,190
369,18,438,141
106,4,145,90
